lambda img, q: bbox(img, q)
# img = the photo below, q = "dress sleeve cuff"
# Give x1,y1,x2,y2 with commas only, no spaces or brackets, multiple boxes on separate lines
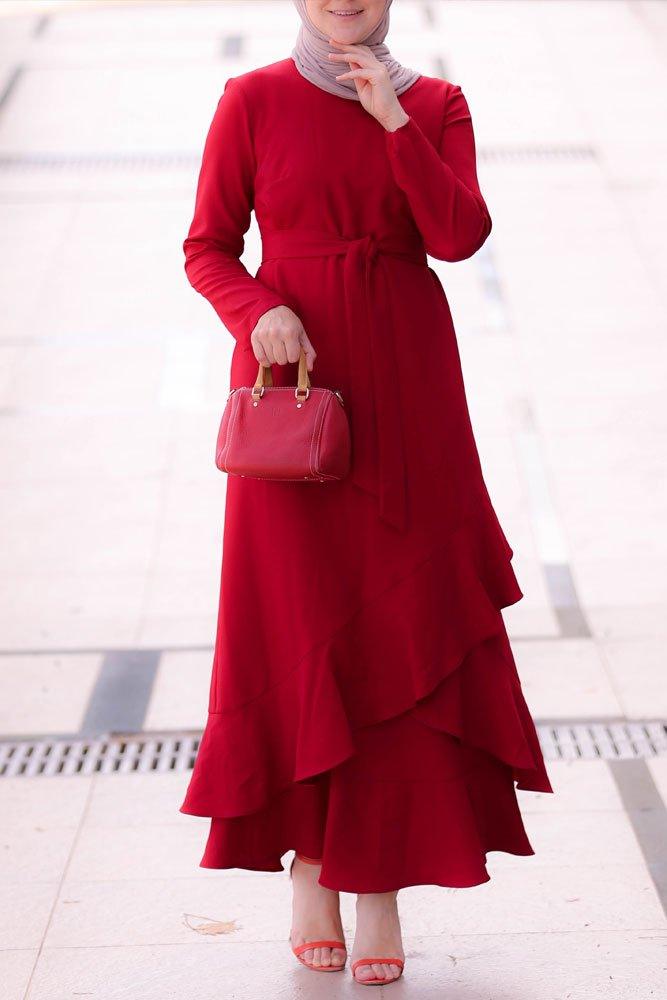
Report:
384,115,420,145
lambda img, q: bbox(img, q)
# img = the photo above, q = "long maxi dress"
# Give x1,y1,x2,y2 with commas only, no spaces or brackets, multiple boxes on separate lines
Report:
179,56,554,895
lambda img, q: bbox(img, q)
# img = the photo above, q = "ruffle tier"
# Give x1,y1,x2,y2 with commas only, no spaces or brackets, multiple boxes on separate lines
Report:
180,492,553,891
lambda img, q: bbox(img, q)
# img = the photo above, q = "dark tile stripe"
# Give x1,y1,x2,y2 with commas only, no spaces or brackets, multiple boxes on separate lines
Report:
0,65,23,114
514,402,592,639
432,54,449,80
423,2,437,28
221,34,243,58
79,650,161,737
544,563,591,637
608,759,667,916
32,14,51,37
0,644,211,657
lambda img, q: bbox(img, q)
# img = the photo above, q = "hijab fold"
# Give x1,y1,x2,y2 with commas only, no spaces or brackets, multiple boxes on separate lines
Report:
291,0,420,101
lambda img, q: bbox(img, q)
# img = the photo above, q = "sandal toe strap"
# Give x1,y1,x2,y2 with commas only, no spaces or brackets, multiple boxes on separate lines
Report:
293,939,346,956
351,957,404,972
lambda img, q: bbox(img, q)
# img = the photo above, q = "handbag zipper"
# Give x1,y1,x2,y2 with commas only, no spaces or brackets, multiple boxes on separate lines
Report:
228,385,344,405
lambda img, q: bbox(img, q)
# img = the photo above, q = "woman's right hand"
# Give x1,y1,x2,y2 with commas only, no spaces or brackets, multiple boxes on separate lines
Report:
250,305,317,372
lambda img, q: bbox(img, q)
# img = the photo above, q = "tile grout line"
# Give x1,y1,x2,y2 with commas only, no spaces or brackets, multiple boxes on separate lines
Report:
0,633,571,659
2,715,664,741
22,775,97,1000
10,927,667,952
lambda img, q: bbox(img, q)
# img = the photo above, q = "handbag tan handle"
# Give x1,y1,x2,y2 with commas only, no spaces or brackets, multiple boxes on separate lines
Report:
252,348,311,402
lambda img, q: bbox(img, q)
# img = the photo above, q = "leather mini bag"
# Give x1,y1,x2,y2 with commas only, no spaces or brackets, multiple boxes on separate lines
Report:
215,349,351,482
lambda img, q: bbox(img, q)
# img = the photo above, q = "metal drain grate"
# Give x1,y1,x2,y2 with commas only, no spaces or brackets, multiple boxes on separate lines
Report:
480,144,598,163
0,145,598,173
1,722,665,778
0,152,200,171
537,721,667,761
0,733,200,778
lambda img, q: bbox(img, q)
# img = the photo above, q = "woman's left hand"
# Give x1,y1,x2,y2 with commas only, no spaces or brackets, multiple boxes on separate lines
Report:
328,39,409,132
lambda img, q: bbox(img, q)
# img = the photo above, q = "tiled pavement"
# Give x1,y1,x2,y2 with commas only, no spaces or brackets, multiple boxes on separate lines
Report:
0,1,666,997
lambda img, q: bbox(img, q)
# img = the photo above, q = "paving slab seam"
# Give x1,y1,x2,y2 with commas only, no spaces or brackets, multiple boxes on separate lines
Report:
21,775,96,1000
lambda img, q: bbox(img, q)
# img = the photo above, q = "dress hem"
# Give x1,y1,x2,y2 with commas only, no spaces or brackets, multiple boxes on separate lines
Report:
192,845,539,895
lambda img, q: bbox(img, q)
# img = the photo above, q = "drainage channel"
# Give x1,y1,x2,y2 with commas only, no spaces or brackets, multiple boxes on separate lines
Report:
1,721,666,779
0,733,201,778
0,145,598,172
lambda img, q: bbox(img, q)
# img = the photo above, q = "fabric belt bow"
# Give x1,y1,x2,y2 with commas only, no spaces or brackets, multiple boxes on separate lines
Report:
261,228,428,533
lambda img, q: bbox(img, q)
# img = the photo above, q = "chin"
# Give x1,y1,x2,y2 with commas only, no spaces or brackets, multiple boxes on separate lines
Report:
324,5,373,42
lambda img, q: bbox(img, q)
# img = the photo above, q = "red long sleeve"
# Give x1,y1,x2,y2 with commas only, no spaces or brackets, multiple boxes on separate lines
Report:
384,84,491,261
183,77,289,350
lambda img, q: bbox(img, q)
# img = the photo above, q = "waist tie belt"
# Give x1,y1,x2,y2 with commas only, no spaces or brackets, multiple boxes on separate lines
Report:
260,228,428,533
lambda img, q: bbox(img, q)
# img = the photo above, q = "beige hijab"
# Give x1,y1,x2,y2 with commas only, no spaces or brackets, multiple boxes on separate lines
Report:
291,0,421,101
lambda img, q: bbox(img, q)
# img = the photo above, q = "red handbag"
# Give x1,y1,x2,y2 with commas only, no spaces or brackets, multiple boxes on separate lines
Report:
216,349,351,482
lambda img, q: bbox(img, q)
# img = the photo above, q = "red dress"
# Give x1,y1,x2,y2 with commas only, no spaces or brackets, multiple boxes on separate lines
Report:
180,57,553,894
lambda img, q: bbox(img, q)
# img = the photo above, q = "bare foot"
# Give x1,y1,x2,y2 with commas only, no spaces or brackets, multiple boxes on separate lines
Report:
289,856,346,970
351,890,405,984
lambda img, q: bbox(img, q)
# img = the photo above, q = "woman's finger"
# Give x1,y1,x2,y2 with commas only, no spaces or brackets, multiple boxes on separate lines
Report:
328,40,374,57
272,339,288,366
284,336,302,365
253,339,271,367
328,46,379,72
327,51,362,64
335,68,375,83
260,340,276,366
299,332,317,372
329,54,376,75
328,50,373,68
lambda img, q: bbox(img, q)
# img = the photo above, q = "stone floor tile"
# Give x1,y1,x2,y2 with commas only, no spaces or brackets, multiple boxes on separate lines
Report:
0,949,38,1000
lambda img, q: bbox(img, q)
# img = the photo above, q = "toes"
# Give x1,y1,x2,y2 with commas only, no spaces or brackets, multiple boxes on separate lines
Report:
354,962,400,982
295,941,348,970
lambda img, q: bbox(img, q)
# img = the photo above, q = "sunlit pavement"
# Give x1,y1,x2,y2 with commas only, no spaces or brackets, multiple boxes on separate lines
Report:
0,1,666,997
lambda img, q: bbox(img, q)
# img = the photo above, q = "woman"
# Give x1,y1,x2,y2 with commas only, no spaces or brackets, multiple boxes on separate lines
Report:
180,0,553,987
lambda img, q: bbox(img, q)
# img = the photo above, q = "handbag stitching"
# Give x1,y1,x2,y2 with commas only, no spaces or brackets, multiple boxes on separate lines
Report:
309,391,329,477
218,392,234,471
217,396,231,470
221,390,242,472
315,392,336,478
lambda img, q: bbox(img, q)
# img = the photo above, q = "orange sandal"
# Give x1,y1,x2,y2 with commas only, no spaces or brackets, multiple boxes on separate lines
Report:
351,957,405,985
288,853,347,972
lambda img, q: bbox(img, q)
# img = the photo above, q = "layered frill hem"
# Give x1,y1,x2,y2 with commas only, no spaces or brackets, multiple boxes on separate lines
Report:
180,491,553,892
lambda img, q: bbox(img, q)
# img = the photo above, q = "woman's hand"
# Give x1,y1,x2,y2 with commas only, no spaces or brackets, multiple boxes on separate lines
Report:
250,305,317,371
327,39,409,132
